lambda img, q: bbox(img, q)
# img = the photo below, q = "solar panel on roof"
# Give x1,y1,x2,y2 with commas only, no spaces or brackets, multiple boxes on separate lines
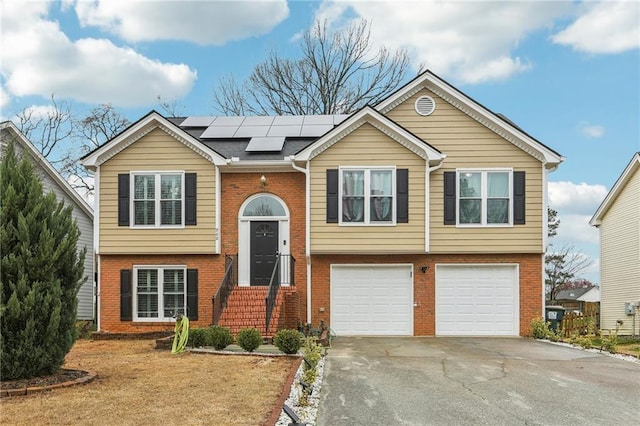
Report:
200,125,240,138
180,116,216,127
245,136,286,152
212,116,245,126
302,115,334,125
272,115,304,126
242,116,275,126
300,124,333,137
234,125,270,138
267,125,302,137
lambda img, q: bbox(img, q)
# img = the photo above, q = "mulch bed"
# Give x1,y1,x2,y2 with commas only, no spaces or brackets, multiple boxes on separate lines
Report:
0,368,95,397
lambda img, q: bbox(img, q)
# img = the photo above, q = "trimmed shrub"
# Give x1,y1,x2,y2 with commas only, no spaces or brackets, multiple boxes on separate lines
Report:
207,326,234,350
273,329,303,354
188,328,207,348
236,328,262,352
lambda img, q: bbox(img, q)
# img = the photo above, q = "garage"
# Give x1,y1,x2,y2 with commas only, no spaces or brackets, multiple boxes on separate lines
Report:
436,264,519,336
331,264,413,336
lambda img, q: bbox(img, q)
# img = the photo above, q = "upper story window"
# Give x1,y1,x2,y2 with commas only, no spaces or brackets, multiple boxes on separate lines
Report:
340,167,395,225
134,266,185,321
132,172,183,227
458,170,511,226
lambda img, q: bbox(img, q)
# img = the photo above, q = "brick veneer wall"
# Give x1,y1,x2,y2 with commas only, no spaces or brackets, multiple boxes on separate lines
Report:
99,254,223,333
98,171,308,333
309,253,543,336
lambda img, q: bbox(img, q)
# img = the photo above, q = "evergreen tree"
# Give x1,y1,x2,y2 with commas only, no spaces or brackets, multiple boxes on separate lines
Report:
1,141,85,380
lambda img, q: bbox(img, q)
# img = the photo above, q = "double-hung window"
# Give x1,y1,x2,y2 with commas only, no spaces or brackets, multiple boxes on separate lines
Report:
135,266,185,321
340,167,394,224
458,170,511,226
132,172,183,227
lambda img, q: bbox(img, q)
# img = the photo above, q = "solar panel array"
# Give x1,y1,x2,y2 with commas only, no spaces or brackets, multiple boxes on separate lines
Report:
179,114,349,152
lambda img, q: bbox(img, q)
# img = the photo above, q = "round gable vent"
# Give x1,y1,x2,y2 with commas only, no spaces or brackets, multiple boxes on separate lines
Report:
415,95,436,116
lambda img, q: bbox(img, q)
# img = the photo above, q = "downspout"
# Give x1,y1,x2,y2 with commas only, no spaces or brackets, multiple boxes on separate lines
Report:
542,163,548,315
290,156,312,325
425,161,444,252
94,165,101,331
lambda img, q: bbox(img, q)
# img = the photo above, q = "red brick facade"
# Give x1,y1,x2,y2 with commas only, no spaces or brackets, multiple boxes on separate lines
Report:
309,253,543,336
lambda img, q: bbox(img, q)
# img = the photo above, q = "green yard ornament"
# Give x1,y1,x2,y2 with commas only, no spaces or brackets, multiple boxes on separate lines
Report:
171,314,189,354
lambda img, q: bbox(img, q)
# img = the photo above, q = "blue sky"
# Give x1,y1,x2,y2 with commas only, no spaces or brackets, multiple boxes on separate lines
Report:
1,0,639,282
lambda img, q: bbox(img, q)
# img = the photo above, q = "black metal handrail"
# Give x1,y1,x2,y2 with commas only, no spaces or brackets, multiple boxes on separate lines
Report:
265,253,295,333
212,254,237,325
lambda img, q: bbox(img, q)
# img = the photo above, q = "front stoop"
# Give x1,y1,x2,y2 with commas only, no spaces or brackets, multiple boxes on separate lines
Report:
218,287,283,336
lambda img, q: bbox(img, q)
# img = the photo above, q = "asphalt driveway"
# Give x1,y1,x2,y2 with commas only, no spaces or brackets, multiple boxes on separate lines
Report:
316,337,640,426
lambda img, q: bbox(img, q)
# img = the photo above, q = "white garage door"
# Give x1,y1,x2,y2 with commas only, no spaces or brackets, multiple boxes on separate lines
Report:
331,264,413,336
436,264,519,336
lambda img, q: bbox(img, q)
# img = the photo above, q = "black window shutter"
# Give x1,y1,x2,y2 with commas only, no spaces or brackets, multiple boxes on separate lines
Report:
326,169,339,223
513,171,526,225
186,269,198,320
444,171,456,225
396,169,409,223
185,173,197,226
118,174,130,226
120,269,132,321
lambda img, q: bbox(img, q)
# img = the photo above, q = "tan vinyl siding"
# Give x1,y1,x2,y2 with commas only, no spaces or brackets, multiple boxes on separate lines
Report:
99,128,217,254
387,89,544,253
310,123,426,253
599,168,640,334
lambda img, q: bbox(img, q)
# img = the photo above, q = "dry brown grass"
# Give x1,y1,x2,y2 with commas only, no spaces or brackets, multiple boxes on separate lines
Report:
0,339,297,426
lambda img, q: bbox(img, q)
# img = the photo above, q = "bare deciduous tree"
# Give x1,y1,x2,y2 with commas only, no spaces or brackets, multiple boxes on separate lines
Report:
545,244,593,301
213,19,410,115
15,99,130,194
15,94,74,165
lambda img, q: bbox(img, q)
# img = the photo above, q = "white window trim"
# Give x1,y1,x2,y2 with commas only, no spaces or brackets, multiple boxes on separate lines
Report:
456,168,513,228
338,166,396,226
133,265,186,322
130,171,185,229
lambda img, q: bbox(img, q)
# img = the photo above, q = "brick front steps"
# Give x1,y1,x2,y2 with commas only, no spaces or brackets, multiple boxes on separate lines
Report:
218,286,283,335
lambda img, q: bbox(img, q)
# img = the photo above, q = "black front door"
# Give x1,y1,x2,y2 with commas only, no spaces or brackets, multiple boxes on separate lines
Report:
250,221,279,286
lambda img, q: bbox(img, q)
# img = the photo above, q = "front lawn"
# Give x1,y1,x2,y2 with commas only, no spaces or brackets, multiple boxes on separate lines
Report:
0,339,297,425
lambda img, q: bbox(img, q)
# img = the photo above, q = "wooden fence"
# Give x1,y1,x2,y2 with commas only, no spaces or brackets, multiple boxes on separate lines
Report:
560,304,600,337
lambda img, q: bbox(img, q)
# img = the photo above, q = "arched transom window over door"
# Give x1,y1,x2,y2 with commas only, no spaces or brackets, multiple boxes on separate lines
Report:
238,194,290,286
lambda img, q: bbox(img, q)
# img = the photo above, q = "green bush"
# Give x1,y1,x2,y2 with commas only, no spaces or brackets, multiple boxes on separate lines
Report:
236,328,262,352
1,142,86,380
188,327,207,348
602,330,618,353
302,336,323,371
273,329,303,354
207,326,234,350
530,317,550,339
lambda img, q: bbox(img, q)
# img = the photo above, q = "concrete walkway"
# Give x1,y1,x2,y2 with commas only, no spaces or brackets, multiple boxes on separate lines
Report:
316,337,640,426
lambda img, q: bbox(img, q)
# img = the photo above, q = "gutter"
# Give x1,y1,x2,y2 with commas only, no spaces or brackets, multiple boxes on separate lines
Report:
289,156,312,326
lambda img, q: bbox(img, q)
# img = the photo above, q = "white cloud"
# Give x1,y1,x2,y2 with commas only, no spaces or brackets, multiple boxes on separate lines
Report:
0,1,197,107
552,1,640,54
0,85,9,111
579,122,605,138
315,0,570,83
73,0,289,45
548,181,608,216
555,213,600,245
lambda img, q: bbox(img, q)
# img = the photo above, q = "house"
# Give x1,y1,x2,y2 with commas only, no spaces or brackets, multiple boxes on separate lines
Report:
0,121,95,320
554,286,600,313
590,152,640,335
81,70,563,337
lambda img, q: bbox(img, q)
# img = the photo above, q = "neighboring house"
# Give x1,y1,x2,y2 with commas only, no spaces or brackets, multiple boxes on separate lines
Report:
590,152,640,335
0,121,95,320
81,70,563,337
554,286,600,313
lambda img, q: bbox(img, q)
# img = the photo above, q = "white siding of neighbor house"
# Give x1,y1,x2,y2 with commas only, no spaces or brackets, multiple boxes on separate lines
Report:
599,167,640,335
1,133,95,320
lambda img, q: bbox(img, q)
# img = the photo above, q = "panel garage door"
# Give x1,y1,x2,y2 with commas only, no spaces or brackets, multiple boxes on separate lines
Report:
436,265,519,336
331,265,413,336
